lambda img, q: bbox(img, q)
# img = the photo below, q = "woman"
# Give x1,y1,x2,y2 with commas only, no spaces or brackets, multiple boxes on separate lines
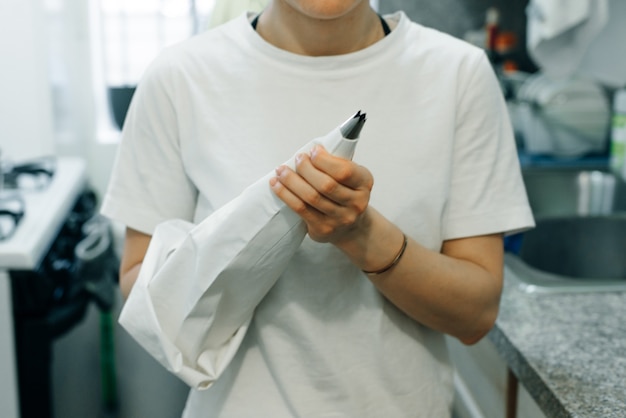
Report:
102,1,534,416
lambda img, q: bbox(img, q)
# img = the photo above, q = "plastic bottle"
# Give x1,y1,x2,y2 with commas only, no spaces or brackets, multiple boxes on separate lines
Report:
609,88,626,175
484,7,500,64
622,142,626,181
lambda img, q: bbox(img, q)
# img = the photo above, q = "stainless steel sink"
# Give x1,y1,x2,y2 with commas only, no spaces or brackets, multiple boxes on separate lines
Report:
506,167,626,293
506,215,626,293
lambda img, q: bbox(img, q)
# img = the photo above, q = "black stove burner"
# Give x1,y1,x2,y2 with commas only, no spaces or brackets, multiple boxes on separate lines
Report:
0,192,25,241
2,156,56,191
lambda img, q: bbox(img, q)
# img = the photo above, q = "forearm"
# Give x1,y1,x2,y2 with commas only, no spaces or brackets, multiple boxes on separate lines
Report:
335,207,504,345
119,263,142,299
119,227,152,299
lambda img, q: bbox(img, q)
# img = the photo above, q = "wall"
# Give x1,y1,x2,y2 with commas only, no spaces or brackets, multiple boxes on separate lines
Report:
0,0,55,161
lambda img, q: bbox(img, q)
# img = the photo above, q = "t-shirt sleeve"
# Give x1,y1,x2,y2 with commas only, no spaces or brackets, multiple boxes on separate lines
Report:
100,52,198,235
442,52,534,240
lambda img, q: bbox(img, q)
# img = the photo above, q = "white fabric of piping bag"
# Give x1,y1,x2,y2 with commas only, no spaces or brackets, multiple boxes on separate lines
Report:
526,0,608,79
118,123,359,390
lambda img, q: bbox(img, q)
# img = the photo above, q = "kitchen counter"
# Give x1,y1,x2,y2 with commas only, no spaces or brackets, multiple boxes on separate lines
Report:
489,266,626,418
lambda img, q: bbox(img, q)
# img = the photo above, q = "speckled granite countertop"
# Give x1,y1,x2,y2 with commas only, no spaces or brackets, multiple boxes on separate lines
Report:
488,267,626,418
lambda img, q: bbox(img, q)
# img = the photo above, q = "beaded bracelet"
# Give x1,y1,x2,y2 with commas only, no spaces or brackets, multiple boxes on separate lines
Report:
362,233,408,275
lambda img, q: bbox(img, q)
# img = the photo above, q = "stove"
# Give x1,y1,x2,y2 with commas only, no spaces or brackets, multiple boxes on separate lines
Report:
0,157,90,418
0,157,87,269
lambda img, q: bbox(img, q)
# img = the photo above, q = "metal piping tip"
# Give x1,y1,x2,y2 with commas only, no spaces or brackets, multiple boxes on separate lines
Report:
340,110,367,139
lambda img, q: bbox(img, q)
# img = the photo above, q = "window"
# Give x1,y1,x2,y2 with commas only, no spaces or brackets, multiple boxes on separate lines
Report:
99,0,215,87
93,0,214,134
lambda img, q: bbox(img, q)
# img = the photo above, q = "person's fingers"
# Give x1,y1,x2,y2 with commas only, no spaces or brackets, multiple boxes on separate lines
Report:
294,153,353,206
271,165,339,217
308,145,374,191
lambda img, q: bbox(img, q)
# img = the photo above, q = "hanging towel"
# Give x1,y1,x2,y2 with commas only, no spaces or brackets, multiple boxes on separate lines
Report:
577,0,626,87
526,0,609,79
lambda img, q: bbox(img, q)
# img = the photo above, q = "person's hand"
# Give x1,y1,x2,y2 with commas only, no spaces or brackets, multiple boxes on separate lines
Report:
270,144,374,244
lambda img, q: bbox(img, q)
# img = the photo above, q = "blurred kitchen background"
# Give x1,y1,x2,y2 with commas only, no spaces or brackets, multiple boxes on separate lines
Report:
1,0,625,417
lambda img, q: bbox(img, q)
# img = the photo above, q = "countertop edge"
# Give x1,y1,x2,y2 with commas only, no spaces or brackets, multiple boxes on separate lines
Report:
488,325,571,418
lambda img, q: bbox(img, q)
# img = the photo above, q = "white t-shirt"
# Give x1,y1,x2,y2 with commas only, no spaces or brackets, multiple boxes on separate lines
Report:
102,11,534,418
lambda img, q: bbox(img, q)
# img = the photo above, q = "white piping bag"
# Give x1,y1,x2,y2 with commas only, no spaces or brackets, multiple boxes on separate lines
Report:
119,111,366,389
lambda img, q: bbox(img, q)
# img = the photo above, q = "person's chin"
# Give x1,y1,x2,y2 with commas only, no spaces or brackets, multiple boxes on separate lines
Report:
285,0,366,21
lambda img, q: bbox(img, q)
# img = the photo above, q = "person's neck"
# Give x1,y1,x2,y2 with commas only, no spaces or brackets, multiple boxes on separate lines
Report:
256,3,384,56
